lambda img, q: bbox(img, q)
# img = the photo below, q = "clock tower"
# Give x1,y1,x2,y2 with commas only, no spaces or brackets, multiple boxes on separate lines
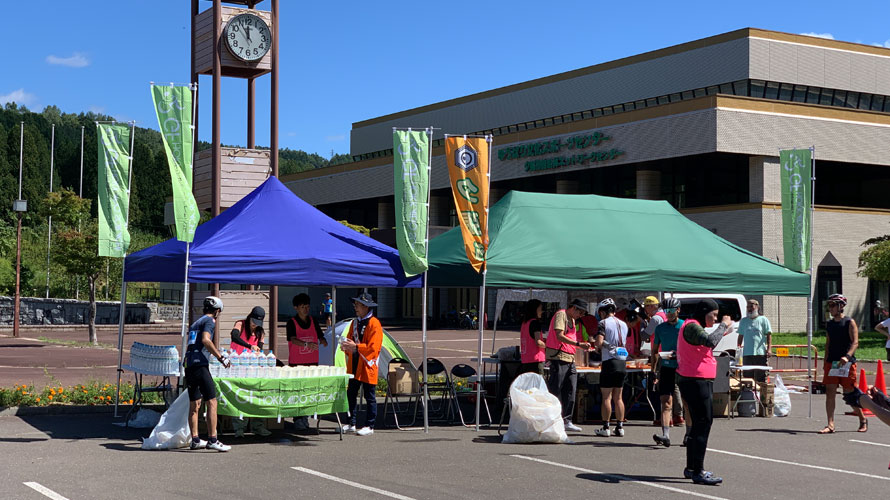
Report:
191,0,280,349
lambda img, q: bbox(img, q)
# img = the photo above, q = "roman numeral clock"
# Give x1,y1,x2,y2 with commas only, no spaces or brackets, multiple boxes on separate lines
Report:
189,0,281,349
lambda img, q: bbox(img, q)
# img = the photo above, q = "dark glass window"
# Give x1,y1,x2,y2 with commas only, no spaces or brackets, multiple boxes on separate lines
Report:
820,88,834,106
732,80,748,96
681,90,694,100
872,95,885,112
719,83,733,94
602,107,613,116
694,88,706,98
593,109,603,118
706,86,719,95
806,86,821,104
833,90,847,107
670,93,682,102
646,97,658,107
749,80,765,98
635,100,646,109
792,85,808,102
779,83,793,101
582,110,593,119
543,118,554,126
846,92,859,108
658,95,670,104
764,81,780,100
858,93,871,110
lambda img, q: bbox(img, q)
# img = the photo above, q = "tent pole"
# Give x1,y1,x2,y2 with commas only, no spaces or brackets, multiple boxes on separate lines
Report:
807,146,816,418
179,243,192,381
330,285,337,365
422,272,429,433
114,121,136,419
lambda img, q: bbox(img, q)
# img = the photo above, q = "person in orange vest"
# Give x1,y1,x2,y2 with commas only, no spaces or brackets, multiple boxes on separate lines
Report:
228,306,271,438
340,292,383,436
518,299,546,376
288,293,329,430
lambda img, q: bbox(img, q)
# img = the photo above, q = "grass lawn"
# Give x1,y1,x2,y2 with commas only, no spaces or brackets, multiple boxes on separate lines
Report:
772,330,889,362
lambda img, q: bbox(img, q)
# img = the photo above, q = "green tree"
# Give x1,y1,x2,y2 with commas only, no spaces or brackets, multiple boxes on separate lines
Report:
858,230,890,281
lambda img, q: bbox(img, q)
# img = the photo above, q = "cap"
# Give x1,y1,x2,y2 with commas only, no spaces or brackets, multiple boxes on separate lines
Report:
249,306,265,327
351,292,377,307
643,296,659,306
569,298,588,313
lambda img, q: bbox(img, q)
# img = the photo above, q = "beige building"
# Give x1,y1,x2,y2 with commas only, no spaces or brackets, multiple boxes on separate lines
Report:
282,28,890,331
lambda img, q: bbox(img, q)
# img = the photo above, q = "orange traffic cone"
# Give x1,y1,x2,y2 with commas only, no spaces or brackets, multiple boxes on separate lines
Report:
874,360,887,395
859,369,874,417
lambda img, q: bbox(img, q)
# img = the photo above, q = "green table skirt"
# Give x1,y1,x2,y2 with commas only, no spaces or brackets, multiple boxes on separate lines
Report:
214,375,349,418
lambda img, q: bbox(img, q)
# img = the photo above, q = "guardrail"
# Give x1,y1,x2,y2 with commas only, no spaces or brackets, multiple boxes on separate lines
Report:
768,344,818,374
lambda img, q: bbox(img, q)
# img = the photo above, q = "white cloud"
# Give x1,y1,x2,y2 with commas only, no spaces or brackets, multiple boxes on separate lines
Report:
800,32,834,40
325,134,345,142
0,88,38,107
46,52,90,68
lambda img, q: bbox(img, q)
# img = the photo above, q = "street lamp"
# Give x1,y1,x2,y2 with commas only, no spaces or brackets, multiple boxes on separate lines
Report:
13,122,26,338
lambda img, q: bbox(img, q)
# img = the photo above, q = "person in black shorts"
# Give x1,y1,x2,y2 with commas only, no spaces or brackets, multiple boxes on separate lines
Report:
594,298,630,437
184,296,231,452
651,297,685,447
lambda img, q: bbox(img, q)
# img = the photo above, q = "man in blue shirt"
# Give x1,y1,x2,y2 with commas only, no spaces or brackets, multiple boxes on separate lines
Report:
651,297,684,447
321,292,334,328
736,299,772,382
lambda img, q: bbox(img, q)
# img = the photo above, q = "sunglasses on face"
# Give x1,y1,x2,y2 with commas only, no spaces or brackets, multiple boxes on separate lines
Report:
664,308,678,313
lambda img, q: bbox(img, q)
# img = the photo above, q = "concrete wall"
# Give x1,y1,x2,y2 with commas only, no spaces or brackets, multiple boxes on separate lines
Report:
0,297,151,326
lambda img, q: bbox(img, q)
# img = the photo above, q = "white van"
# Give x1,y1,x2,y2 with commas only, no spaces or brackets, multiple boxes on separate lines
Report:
666,293,745,353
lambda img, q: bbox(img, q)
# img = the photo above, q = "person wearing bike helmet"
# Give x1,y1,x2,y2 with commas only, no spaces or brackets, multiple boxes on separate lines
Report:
819,293,866,434
184,296,232,452
594,298,629,438
651,297,686,447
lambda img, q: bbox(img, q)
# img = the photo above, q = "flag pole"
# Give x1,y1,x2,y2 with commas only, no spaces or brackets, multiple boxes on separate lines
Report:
475,134,493,431
114,121,137,418
807,146,816,418
76,125,84,300
178,82,200,381
421,126,433,433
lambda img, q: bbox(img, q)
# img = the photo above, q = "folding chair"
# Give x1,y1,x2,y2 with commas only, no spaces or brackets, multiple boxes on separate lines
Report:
449,363,492,427
419,358,453,421
381,358,423,429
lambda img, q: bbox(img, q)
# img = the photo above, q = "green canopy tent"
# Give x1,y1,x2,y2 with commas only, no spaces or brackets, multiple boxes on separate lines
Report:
429,191,810,295
428,191,810,426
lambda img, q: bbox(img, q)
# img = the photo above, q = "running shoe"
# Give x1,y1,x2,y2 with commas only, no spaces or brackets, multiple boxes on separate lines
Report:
614,426,625,437
594,427,611,437
356,427,374,436
563,420,583,432
206,440,231,452
189,438,208,450
653,434,671,447
341,424,356,434
690,471,722,485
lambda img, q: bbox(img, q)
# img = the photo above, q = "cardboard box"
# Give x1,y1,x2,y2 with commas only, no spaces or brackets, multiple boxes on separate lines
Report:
574,388,588,423
759,382,775,396
712,393,730,417
758,402,774,418
388,367,419,395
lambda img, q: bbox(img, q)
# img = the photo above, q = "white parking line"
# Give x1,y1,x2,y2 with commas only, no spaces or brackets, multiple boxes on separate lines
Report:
849,439,890,448
23,482,69,500
708,449,890,480
510,455,729,500
292,467,416,500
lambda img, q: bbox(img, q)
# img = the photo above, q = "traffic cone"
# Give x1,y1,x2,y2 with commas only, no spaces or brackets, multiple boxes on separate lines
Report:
874,360,887,395
859,369,874,417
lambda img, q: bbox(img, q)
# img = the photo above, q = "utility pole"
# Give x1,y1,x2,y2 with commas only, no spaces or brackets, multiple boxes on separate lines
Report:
13,122,27,337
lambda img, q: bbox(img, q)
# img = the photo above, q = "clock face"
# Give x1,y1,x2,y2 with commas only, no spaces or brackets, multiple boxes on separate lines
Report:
224,13,271,62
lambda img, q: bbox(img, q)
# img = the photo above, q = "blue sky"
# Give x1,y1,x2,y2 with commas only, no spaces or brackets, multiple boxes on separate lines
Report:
3,0,888,158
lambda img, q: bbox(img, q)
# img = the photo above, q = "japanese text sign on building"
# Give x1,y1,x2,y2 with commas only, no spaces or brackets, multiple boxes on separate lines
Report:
446,136,491,273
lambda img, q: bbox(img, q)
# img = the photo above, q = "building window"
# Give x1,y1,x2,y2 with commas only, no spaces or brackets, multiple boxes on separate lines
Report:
792,85,808,102
749,80,765,98
858,93,872,110
764,81,780,100
681,90,695,100
846,92,860,108
873,95,885,112
719,83,733,94
806,86,821,104
732,80,748,97
779,83,793,101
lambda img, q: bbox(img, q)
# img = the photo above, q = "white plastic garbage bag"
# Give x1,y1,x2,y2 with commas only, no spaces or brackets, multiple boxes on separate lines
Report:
141,391,191,450
502,373,569,444
774,374,792,417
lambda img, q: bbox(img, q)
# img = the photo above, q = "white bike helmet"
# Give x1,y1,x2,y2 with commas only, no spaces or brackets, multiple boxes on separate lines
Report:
203,296,224,312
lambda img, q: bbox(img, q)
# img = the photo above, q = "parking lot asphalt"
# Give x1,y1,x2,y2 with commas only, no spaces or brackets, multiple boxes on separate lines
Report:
1,392,889,500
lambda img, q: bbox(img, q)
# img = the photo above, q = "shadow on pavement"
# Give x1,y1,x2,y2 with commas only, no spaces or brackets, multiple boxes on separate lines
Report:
577,472,689,485
0,437,49,443
17,414,150,441
735,427,808,435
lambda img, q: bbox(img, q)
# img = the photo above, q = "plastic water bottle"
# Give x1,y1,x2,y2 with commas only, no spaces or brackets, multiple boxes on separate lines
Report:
249,351,259,378
232,350,243,378
265,351,275,377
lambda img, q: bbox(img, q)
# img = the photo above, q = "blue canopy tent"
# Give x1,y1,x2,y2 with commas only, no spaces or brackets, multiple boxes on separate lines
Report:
115,177,422,418
124,176,421,287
